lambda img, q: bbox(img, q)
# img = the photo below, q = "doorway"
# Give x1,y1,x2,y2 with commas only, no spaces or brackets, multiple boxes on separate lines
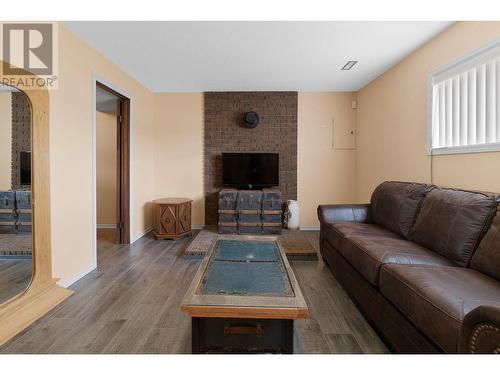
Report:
95,81,130,245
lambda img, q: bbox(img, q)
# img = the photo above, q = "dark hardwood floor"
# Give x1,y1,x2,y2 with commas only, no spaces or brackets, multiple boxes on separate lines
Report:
0,229,388,354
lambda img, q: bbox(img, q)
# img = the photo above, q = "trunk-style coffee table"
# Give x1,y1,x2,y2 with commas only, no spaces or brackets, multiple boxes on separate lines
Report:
181,238,309,354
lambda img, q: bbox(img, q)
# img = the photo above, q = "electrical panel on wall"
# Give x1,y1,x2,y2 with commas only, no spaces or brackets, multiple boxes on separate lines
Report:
332,113,356,150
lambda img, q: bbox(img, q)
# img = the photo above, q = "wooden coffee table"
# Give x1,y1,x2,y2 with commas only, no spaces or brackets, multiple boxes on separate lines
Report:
181,237,309,354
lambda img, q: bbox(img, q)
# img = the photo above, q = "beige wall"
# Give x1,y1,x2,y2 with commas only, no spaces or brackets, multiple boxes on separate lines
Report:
50,24,155,285
0,93,11,191
96,111,117,225
356,22,500,202
298,92,357,227
153,93,204,226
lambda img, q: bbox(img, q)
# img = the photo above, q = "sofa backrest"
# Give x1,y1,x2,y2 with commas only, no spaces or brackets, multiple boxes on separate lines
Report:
410,188,497,267
470,200,500,280
370,181,434,238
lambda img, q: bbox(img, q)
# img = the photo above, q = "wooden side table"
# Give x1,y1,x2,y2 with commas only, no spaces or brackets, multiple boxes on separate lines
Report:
153,198,193,240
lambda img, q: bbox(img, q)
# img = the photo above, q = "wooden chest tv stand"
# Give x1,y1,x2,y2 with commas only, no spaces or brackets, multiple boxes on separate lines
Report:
218,188,282,235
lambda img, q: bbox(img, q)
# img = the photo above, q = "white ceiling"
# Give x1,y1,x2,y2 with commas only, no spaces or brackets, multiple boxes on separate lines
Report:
65,21,453,92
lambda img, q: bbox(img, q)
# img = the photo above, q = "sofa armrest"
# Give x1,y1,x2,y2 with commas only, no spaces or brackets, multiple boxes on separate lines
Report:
459,305,500,353
317,204,372,225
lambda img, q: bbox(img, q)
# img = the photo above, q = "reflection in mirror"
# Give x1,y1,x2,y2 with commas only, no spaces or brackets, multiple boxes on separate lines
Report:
0,83,32,304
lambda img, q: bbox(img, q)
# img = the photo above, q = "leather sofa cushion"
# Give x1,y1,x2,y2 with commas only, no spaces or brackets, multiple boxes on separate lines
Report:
318,204,371,224
410,189,497,267
341,233,455,286
380,264,500,353
470,202,500,281
370,181,433,238
323,222,399,252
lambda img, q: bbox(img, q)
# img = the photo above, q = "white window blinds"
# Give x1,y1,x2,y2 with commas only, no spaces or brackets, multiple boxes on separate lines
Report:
429,38,500,154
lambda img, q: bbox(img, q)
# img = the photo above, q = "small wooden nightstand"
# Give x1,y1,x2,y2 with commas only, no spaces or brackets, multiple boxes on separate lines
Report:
153,198,193,240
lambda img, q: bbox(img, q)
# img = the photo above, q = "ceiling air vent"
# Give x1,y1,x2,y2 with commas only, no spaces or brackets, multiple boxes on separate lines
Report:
341,61,358,70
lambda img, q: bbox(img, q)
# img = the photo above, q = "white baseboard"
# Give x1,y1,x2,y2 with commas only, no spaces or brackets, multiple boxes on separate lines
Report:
97,224,116,229
192,224,204,230
58,264,96,288
300,226,320,231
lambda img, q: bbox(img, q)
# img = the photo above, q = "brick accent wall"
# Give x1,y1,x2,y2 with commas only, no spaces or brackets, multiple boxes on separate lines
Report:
11,92,31,190
204,92,297,225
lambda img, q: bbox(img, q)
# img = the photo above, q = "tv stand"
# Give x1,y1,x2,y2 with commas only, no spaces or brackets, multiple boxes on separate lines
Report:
218,188,282,235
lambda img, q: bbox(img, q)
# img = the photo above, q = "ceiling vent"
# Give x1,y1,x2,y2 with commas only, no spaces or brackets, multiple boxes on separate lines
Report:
341,61,358,70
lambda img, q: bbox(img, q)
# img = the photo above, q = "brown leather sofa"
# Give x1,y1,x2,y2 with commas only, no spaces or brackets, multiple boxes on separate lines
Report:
318,181,500,353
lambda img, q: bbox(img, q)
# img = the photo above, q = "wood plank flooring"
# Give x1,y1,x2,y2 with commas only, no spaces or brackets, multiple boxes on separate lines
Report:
0,258,32,304
0,230,388,354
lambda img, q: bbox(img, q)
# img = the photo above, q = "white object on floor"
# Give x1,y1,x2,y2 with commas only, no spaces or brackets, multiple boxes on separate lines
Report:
286,200,300,231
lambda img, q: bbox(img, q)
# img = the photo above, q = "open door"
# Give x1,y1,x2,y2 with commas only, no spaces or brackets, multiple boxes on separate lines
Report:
96,81,130,244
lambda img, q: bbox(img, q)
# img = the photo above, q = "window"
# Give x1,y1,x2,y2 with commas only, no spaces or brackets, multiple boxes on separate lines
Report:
428,38,500,155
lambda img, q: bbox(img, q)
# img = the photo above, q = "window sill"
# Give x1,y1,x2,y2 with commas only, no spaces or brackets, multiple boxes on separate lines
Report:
428,143,500,156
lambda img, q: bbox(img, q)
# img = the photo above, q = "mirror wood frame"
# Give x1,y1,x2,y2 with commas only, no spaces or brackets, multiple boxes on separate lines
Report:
0,64,72,346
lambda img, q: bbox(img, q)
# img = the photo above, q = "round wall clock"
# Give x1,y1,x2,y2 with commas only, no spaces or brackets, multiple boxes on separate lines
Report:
244,111,260,128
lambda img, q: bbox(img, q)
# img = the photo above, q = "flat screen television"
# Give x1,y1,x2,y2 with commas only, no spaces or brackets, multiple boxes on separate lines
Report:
222,152,279,189
20,151,31,186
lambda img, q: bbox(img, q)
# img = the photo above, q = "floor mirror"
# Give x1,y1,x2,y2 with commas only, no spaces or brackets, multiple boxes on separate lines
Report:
0,76,71,346
0,84,33,305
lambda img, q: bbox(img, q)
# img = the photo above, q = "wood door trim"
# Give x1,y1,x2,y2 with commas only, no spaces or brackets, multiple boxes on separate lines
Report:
115,99,121,242
96,81,127,100
96,81,130,244
118,97,130,244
